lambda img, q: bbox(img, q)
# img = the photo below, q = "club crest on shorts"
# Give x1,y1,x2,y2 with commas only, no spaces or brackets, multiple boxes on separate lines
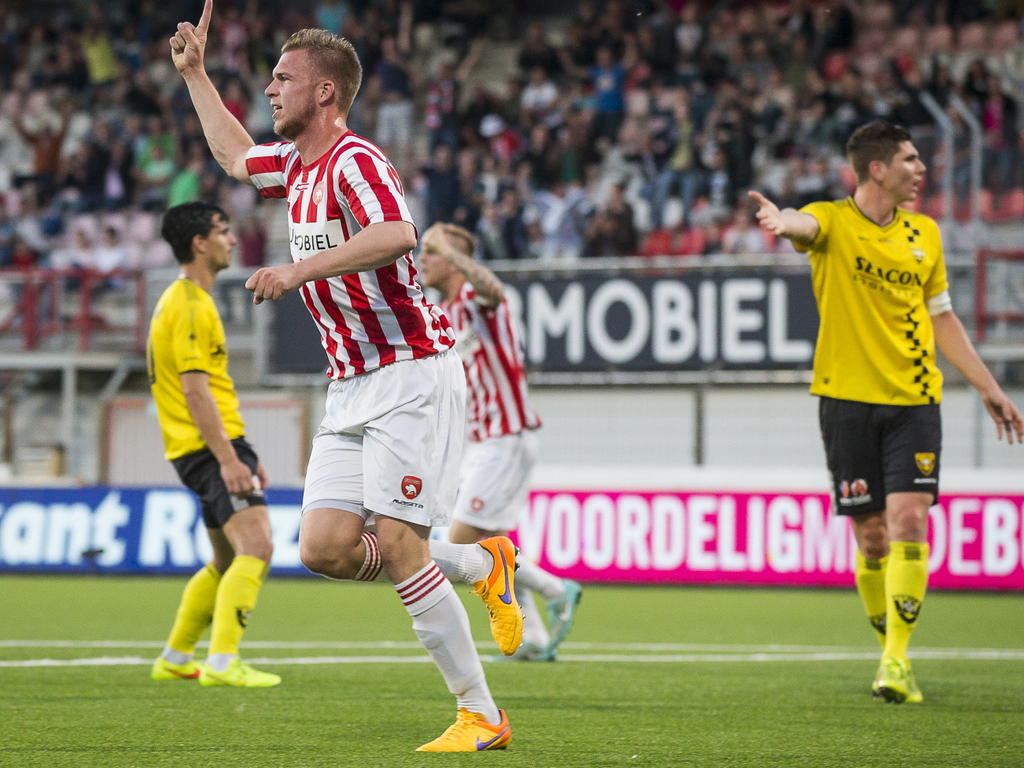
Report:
915,452,936,476
471,497,486,512
401,475,422,499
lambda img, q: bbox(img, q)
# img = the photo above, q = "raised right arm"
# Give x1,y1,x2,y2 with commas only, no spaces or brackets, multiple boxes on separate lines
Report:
169,0,254,183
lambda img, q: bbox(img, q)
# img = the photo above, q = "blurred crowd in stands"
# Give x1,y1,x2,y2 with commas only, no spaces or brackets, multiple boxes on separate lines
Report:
1,0,1022,273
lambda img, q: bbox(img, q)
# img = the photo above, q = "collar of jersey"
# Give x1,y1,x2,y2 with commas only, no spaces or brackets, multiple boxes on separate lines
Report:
299,130,353,171
847,197,904,232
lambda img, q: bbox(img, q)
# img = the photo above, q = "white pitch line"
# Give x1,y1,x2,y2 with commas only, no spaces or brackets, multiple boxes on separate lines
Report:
3,649,1024,668
4,640,1023,654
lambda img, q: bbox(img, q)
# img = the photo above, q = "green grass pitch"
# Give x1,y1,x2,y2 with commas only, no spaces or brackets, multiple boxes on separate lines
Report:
1,575,1022,767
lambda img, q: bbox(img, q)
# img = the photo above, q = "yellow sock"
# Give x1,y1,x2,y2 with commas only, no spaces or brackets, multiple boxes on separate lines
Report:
166,563,221,655
883,541,929,661
209,555,269,657
855,551,888,647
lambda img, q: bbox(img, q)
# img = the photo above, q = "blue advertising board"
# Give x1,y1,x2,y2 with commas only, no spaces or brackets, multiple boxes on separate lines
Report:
0,486,311,575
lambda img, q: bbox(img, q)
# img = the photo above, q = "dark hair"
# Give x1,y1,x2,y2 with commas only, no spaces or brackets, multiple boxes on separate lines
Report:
846,121,913,183
160,202,227,264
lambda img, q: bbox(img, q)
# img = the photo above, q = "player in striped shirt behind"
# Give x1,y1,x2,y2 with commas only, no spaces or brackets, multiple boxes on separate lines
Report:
170,0,518,751
419,222,583,661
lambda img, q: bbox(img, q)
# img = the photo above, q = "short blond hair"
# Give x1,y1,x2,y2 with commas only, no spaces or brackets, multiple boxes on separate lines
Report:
282,29,362,114
443,224,476,257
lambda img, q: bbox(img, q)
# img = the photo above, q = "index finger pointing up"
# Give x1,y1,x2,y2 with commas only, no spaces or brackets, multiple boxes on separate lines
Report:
197,0,213,33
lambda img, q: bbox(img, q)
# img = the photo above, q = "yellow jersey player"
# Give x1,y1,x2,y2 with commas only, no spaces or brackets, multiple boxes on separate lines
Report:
749,121,1023,704
147,201,280,688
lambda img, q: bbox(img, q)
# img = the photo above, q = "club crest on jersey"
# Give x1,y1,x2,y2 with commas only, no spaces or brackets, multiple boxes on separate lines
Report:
402,475,423,499
312,181,325,205
915,452,936,476
912,248,925,262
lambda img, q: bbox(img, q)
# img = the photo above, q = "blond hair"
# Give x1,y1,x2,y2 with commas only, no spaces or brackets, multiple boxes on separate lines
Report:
281,29,362,114
443,224,476,257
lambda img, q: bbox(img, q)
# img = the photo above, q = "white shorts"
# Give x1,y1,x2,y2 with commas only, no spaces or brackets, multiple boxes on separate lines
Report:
302,349,466,528
452,430,539,531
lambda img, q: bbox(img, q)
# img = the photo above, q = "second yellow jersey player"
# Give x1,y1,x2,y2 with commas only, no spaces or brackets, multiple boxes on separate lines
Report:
797,198,948,406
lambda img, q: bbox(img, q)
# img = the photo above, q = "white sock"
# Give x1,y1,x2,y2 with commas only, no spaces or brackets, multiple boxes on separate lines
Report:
516,583,550,648
429,540,491,584
515,558,566,602
161,646,191,665
396,561,500,724
206,653,236,672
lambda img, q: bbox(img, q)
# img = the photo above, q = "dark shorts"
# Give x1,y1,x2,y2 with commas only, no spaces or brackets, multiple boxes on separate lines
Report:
818,396,941,516
171,437,265,528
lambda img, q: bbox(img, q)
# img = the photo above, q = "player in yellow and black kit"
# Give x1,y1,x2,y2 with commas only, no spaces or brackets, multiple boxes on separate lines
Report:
147,201,280,688
750,121,1022,704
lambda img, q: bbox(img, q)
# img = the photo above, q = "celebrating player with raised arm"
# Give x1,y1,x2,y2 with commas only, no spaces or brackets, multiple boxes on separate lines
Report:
419,223,583,661
170,1,521,751
749,120,1023,704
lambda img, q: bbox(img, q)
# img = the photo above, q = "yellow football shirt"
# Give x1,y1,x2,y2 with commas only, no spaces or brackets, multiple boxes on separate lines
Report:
796,198,949,405
147,278,245,460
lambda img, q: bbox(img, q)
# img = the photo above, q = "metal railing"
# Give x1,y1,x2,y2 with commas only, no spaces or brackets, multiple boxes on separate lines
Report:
0,267,147,352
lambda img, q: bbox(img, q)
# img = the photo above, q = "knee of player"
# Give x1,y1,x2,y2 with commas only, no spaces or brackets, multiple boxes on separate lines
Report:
298,544,333,575
234,536,273,563
299,541,356,577
860,539,888,559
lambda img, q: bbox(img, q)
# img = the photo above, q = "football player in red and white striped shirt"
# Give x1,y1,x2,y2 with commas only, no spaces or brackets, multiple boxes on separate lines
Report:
419,223,583,661
169,1,517,751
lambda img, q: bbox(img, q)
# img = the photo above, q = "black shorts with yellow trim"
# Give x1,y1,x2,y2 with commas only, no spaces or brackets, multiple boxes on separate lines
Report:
818,396,941,516
171,437,265,528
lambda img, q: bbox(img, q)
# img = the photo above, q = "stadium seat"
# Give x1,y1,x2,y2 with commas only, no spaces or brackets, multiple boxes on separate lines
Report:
675,228,707,256
996,188,1024,220
641,229,673,257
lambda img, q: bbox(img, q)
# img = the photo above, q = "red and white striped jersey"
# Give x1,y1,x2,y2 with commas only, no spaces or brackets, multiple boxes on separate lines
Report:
245,133,454,379
442,283,541,441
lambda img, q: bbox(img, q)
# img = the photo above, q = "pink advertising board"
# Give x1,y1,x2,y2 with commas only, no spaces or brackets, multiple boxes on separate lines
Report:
509,490,1024,590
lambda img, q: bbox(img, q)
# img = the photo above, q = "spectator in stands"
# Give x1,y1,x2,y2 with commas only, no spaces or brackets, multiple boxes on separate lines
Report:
721,206,772,255
374,34,415,169
585,182,637,257
520,66,561,128
419,143,461,228
518,22,562,77
137,142,177,212
12,101,71,203
529,180,593,261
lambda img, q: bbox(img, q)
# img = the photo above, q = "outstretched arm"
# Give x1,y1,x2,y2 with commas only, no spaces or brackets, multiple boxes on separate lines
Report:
169,0,254,182
747,190,820,246
933,310,1024,444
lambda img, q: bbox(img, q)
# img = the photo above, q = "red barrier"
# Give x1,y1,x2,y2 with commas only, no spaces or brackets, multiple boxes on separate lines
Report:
0,267,146,351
